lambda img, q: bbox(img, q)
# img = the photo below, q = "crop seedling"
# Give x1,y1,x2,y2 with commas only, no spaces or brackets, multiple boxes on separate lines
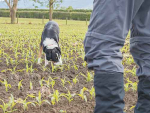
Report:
5,57,9,66
61,77,71,88
8,94,17,111
73,64,78,71
89,86,95,100
39,77,45,87
44,77,51,88
73,75,79,84
35,91,50,107
42,65,47,72
29,63,34,73
124,77,137,92
18,79,23,90
0,99,15,113
30,81,33,90
50,90,63,105
60,110,67,113
26,63,29,73
17,96,36,111
0,79,11,92
51,62,55,73
80,71,93,82
78,87,88,102
82,61,87,67
0,94,18,113
124,82,130,92
131,82,137,92
49,77,57,89
62,90,75,103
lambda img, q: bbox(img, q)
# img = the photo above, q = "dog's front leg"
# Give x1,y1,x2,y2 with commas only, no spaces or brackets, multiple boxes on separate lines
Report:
45,54,48,66
38,46,43,64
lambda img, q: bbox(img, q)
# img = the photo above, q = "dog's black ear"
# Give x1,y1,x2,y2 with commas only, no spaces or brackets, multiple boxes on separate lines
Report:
55,47,61,54
46,49,52,61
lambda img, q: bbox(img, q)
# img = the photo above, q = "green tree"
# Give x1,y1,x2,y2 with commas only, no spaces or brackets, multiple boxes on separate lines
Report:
60,6,67,10
33,0,63,21
67,6,73,12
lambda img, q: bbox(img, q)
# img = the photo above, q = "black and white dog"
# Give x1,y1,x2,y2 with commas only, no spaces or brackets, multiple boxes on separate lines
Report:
38,21,62,66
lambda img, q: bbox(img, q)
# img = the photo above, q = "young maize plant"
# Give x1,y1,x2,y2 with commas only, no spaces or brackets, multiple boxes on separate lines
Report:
18,79,23,90
17,96,36,111
35,91,50,107
66,64,70,70
44,77,51,88
89,86,95,100
124,82,130,92
130,82,137,92
61,90,75,103
60,110,67,113
30,81,33,90
49,90,63,105
124,66,136,77
124,77,137,92
78,87,88,102
42,65,47,72
131,66,137,76
72,75,79,84
9,57,13,66
125,56,135,65
61,77,71,88
73,64,78,71
49,77,57,89
6,66,17,74
0,79,11,92
80,71,93,82
51,62,55,73
5,57,9,66
39,77,45,87
8,94,18,112
14,53,19,65
0,98,17,113
82,61,87,67
29,63,34,73
26,63,29,73
121,46,129,54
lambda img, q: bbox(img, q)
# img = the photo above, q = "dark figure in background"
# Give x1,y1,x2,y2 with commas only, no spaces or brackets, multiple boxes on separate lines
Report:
84,0,150,113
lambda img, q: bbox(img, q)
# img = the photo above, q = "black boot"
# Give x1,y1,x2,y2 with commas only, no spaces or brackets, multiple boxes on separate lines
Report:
134,76,150,113
94,71,125,113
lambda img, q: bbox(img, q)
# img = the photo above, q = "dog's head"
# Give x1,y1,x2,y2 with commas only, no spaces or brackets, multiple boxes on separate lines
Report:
45,47,61,62
43,38,62,65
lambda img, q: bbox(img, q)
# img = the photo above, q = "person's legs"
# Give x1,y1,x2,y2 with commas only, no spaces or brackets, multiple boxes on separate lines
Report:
130,1,150,112
84,0,144,113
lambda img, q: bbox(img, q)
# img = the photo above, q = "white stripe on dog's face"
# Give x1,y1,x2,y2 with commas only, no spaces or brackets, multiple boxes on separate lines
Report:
43,38,58,49
54,54,62,65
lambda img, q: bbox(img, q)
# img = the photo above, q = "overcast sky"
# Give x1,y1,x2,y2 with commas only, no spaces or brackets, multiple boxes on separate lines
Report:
0,0,93,9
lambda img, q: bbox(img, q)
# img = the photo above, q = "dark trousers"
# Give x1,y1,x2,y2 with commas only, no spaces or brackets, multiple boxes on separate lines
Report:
84,0,150,112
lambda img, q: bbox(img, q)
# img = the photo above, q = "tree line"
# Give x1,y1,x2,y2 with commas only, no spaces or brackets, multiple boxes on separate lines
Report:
4,0,63,24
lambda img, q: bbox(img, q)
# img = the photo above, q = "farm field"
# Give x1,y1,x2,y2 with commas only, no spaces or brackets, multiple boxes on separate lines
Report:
0,17,137,113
